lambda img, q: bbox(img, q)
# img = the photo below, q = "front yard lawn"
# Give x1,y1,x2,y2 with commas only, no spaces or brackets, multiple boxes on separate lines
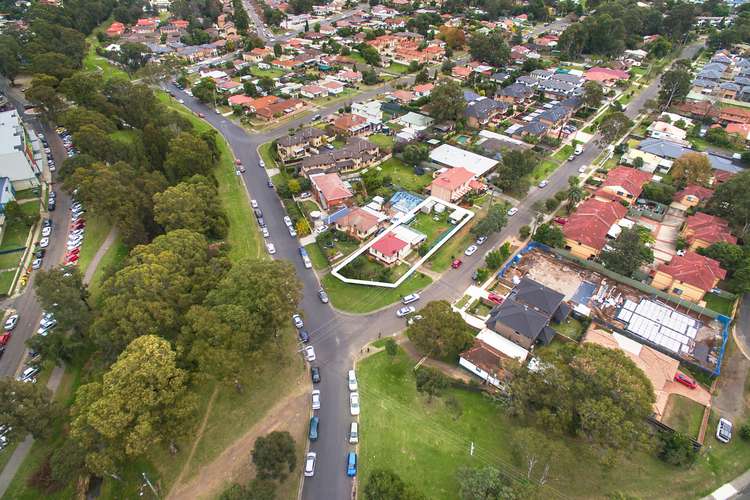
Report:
662,394,705,439
304,242,329,270
551,144,574,162
387,62,411,74
704,293,735,316
258,141,279,169
378,157,431,193
528,159,560,184
357,347,750,499
321,271,432,313
368,133,395,150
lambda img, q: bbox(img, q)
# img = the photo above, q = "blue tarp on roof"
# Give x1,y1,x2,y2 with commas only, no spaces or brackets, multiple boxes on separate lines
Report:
325,206,350,225
389,191,424,214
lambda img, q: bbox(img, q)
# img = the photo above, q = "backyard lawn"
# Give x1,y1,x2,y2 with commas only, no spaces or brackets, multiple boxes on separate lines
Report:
357,348,750,500
704,293,735,317
409,212,451,247
554,317,587,340
662,394,705,439
386,62,411,74
321,271,431,313
368,133,395,150
249,66,285,79
378,157,432,193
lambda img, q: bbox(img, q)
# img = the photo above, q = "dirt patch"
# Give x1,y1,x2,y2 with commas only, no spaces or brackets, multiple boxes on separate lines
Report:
166,379,309,500
712,338,750,423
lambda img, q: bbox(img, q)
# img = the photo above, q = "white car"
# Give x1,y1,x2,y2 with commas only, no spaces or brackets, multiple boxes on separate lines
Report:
311,389,321,410
266,242,276,254
507,207,519,217
251,199,259,208
292,314,304,329
304,345,316,362
178,99,185,104
348,369,358,392
407,315,423,326
349,422,359,444
578,165,587,173
475,236,487,245
464,245,478,256
261,227,270,238
304,452,317,477
574,144,583,155
3,314,18,331
41,226,52,237
402,293,420,305
396,306,415,317
349,392,360,416
283,216,292,227
538,180,549,188
259,159,266,168
39,237,50,248
717,418,733,443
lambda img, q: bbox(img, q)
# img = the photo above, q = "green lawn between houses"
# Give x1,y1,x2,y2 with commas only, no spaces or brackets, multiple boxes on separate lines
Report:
704,293,736,317
662,394,705,439
321,271,432,314
378,157,432,193
357,348,750,500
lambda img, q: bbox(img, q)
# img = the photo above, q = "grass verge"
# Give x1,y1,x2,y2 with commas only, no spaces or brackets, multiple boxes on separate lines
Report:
321,271,431,314
76,213,110,274
304,242,328,270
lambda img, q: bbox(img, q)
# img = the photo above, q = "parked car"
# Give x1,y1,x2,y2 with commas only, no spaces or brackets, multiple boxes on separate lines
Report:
717,418,733,443
574,144,583,155
346,451,357,477
292,314,304,329
309,416,319,441
349,422,359,444
538,180,549,188
674,372,697,389
0,332,11,346
17,366,39,383
348,369,358,392
39,237,50,248
349,392,360,416
311,389,321,410
402,293,420,305
578,165,587,173
396,306,415,317
304,346,316,362
298,330,310,343
507,207,518,216
304,452,317,477
487,293,504,305
407,315,423,326
4,314,18,331
261,227,270,238
553,217,568,225
451,259,462,269
318,289,329,303
464,245,478,256
311,366,321,383
266,242,276,254
251,199,258,208
32,258,42,270
475,236,487,245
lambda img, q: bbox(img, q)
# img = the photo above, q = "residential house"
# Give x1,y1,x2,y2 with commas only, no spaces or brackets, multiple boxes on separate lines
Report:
321,80,345,95
652,252,727,303
647,121,689,144
0,110,40,190
673,185,713,208
300,137,380,175
584,66,630,86
681,212,737,250
390,90,414,103
536,105,572,130
255,98,305,120
594,166,652,203
511,121,549,141
134,18,159,34
563,198,628,259
276,127,328,162
413,83,434,98
496,83,535,106
394,112,433,132
429,167,476,202
335,70,362,84
719,106,750,125
369,232,411,265
216,79,242,94
429,144,499,176
310,172,353,209
459,339,508,388
228,94,256,108
335,207,381,240
464,98,508,128
452,66,472,80
351,100,383,124
243,47,273,62
637,138,741,175
332,113,375,136
106,21,125,37
726,123,750,141
485,277,567,350
300,85,328,99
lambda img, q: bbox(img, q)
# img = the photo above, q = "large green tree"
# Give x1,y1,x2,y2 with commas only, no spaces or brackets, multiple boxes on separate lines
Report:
70,335,197,475
407,300,474,360
427,80,466,123
468,31,510,66
600,226,654,277
597,112,632,145
164,132,215,182
471,203,509,237
251,431,297,480
658,66,692,107
0,378,58,441
364,468,426,500
708,170,750,236
153,175,228,238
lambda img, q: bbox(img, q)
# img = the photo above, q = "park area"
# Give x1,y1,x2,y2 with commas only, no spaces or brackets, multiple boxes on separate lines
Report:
357,346,750,499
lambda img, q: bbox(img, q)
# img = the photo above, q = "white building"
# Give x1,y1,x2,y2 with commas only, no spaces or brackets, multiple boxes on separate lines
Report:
0,110,39,191
429,143,499,177
351,100,383,124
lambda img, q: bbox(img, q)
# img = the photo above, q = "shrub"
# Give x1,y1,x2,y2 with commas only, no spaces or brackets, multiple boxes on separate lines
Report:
740,423,750,441
545,198,560,212
519,225,531,239
384,337,398,356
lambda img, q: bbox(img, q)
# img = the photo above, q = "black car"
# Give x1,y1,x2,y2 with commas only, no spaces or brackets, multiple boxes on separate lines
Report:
42,218,52,228
267,180,274,188
34,249,45,259
253,208,263,219
48,200,56,211
298,330,310,343
310,366,321,383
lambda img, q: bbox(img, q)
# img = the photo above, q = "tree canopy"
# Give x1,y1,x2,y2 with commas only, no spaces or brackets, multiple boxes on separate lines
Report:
407,300,474,359
600,226,654,277
153,175,228,238
427,80,466,123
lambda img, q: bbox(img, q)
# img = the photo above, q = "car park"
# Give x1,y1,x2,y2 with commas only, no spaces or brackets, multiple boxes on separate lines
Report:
402,293,420,305
310,366,321,383
4,314,18,331
304,452,316,477
717,418,733,443
507,207,518,216
451,259,462,269
396,306,415,317
292,314,304,329
464,245,478,256
348,370,358,391
346,452,357,477
298,330,310,343
674,372,697,389
311,389,321,410
349,422,359,444
304,346,316,361
318,289,329,303
349,392,360,416
309,416,319,441
475,236,487,245
266,242,276,254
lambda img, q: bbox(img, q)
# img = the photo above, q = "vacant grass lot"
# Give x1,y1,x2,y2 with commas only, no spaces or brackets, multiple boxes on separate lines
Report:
663,394,705,439
249,66,285,79
386,63,411,74
358,348,750,499
378,158,432,193
368,133,395,150
322,271,431,313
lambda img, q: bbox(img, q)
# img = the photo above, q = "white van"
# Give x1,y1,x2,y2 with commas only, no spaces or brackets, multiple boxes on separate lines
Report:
574,144,583,155
348,369,358,392
349,422,359,444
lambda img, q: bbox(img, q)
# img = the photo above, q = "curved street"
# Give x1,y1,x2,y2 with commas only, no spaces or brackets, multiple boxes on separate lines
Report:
164,38,703,500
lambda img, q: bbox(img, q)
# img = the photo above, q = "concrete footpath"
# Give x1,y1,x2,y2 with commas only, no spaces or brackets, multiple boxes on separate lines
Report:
705,470,750,500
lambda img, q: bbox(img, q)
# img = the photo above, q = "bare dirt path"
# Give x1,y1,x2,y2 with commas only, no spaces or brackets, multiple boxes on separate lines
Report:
167,380,308,500
171,386,220,489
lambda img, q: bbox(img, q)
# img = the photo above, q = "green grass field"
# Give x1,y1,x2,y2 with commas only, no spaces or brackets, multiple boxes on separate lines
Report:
322,271,431,313
87,239,129,303
704,293,735,316
76,213,111,274
368,133,395,150
249,66,285,79
662,394,705,439
83,28,129,81
0,270,15,295
304,242,328,270
378,157,431,193
0,250,23,270
386,63,411,74
258,141,278,169
358,348,750,499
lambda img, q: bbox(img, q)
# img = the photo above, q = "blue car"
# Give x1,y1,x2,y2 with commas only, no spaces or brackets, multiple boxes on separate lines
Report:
346,451,357,477
309,416,319,441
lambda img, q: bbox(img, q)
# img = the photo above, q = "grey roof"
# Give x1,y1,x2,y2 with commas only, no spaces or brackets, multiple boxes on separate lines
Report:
720,82,741,91
693,78,717,88
516,75,538,87
703,62,727,73
300,137,378,171
486,299,549,341
509,277,564,315
738,58,750,68
498,83,534,99
491,72,510,82
277,127,327,147
639,138,742,173
538,79,577,94
697,69,722,80
519,121,548,135
559,96,583,110
735,76,750,86
531,69,553,79
549,72,583,84
464,98,508,120
711,53,732,64
538,106,569,123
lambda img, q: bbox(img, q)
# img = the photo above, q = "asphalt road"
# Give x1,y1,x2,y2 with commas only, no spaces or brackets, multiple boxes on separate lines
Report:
0,81,75,380
163,39,704,500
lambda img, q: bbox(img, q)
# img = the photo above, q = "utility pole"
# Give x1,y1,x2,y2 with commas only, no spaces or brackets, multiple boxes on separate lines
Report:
141,472,158,498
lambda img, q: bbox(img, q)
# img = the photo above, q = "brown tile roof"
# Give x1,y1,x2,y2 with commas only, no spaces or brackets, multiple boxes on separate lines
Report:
684,212,737,246
657,251,726,291
563,198,627,250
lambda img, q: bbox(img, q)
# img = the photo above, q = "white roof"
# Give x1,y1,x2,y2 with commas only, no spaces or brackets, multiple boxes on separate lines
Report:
477,328,529,362
429,144,498,176
391,224,426,246
0,152,36,183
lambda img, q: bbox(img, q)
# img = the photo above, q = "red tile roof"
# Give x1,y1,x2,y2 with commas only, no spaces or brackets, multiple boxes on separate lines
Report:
311,173,352,203
563,198,627,250
390,90,414,102
452,66,472,78
337,207,379,232
413,83,434,94
684,212,737,246
228,94,255,106
334,113,368,130
657,251,726,291
372,233,408,257
596,166,652,198
713,169,735,184
674,185,713,203
584,67,630,82
430,167,475,192
720,107,750,124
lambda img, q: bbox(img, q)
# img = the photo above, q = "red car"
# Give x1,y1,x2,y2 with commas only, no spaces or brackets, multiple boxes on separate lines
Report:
66,255,80,264
487,293,504,305
198,112,205,118
0,332,11,346
553,217,568,225
451,259,462,269
235,159,242,165
674,372,697,389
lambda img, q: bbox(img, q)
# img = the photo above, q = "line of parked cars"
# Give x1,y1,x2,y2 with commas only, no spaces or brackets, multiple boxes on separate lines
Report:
65,200,86,265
